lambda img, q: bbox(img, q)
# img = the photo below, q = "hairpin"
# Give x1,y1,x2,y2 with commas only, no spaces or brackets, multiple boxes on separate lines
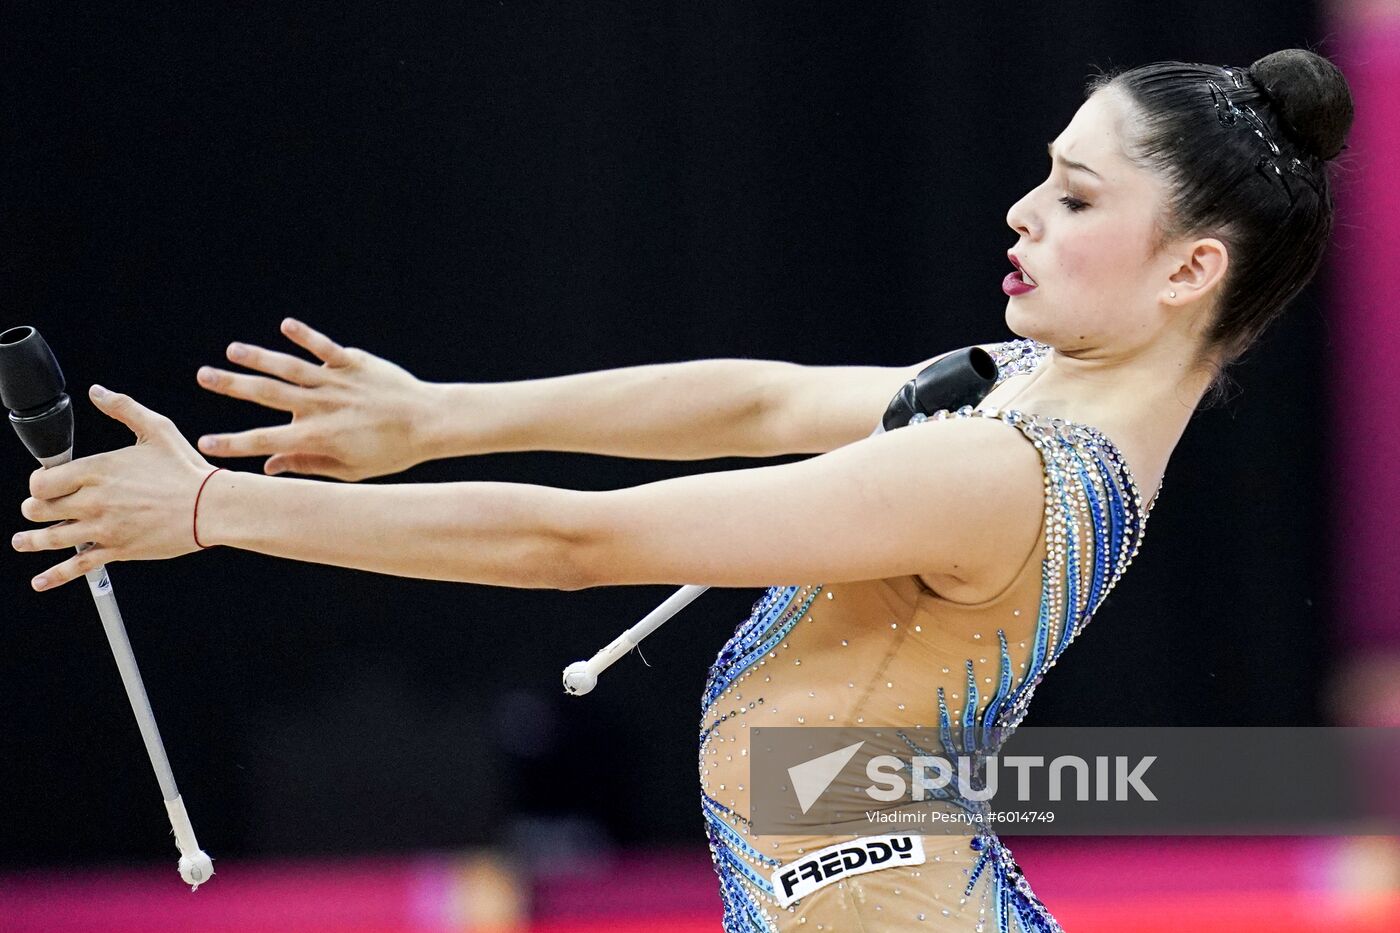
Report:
1207,68,1321,204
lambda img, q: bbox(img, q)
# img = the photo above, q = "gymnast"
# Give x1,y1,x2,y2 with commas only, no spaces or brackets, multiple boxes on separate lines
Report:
11,48,1354,931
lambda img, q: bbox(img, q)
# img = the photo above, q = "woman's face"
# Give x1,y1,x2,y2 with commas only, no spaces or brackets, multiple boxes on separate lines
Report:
1003,88,1188,356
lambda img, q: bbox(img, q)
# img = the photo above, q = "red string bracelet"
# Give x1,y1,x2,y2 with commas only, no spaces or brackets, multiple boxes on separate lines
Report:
193,467,224,549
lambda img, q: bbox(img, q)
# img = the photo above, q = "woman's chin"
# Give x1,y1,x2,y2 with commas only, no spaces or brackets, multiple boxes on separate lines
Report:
1003,304,1058,346
1004,300,1036,331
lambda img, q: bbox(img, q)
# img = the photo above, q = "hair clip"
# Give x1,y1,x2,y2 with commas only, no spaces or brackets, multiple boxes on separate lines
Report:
1207,78,1281,156
1206,72,1321,204
1220,66,1248,91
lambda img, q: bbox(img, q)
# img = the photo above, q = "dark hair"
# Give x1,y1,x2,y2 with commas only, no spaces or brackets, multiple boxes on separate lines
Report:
1086,49,1354,402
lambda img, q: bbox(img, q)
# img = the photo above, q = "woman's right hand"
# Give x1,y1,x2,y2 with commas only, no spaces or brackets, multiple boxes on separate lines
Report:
195,318,439,481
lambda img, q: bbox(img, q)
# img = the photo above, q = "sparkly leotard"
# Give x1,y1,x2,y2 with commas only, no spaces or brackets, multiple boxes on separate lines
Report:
699,339,1157,931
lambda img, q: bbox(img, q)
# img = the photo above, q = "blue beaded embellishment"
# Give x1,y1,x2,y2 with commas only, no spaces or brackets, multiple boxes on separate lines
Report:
700,339,1155,932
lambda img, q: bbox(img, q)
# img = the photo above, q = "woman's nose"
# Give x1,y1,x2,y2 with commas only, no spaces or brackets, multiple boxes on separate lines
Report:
1006,191,1038,240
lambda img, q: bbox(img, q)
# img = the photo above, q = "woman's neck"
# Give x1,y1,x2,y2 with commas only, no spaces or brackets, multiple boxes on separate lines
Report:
995,335,1216,495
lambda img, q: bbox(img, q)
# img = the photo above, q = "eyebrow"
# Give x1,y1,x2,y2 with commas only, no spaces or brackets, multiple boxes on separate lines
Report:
1046,141,1102,180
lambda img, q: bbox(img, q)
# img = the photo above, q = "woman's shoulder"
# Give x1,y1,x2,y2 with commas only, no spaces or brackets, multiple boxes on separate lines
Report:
909,407,1151,606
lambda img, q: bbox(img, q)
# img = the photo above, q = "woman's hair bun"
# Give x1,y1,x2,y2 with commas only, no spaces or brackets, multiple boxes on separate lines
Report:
1249,49,1354,161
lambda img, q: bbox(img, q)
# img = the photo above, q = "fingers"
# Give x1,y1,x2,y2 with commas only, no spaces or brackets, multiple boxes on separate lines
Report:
12,519,97,555
88,385,173,442
20,493,89,523
280,318,353,367
222,341,327,387
29,458,100,499
198,423,308,458
27,544,115,592
12,513,106,592
264,452,351,479
197,367,304,412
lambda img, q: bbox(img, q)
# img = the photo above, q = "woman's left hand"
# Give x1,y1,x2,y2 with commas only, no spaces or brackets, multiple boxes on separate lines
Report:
12,385,218,591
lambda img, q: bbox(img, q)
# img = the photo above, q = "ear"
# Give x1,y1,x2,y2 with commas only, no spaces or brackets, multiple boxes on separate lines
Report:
1165,237,1229,304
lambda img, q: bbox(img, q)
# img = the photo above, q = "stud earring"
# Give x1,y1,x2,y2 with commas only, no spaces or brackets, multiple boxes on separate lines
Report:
1169,290,1177,298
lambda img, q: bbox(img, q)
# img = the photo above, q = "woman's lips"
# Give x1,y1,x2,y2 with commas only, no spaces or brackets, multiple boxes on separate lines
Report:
1003,269,1037,296
1005,252,1038,296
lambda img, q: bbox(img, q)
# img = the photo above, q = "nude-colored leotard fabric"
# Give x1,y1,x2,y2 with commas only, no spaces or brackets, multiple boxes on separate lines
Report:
700,339,1156,932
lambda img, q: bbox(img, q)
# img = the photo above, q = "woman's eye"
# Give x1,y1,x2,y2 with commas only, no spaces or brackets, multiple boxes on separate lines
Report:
1058,195,1088,212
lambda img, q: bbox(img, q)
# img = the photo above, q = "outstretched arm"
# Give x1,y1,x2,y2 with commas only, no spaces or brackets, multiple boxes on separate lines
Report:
195,318,999,476
14,385,1043,595
427,345,1003,461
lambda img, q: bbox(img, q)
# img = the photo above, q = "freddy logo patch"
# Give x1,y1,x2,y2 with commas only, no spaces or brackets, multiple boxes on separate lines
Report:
771,833,925,907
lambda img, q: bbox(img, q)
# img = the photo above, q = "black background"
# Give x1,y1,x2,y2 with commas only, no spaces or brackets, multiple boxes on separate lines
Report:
1,2,1333,868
